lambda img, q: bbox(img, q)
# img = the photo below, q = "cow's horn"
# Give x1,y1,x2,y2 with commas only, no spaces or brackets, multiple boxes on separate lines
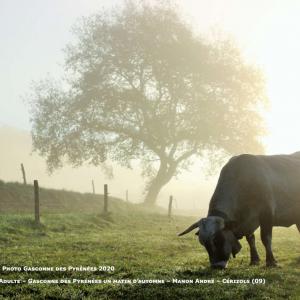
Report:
178,221,199,236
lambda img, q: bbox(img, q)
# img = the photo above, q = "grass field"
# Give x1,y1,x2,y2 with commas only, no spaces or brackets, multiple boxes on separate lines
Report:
0,210,299,299
0,181,299,299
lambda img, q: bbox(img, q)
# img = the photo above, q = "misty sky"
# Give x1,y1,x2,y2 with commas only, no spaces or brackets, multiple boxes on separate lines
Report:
1,0,300,154
2,0,300,208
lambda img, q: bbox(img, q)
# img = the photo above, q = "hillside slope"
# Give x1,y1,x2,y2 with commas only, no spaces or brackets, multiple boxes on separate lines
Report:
0,180,131,214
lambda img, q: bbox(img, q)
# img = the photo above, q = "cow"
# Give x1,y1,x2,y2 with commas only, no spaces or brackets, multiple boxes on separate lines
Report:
178,152,300,269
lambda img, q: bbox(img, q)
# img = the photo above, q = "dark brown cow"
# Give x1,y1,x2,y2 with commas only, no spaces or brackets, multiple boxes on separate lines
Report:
178,152,300,268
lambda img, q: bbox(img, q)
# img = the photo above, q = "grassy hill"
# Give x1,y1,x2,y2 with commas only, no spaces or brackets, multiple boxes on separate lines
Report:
0,181,299,299
0,180,133,214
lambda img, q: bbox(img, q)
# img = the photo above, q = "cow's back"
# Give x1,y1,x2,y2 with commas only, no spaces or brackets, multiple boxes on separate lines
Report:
259,153,300,225
210,153,300,227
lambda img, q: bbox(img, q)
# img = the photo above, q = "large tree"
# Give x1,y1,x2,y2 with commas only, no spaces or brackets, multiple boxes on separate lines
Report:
29,1,267,205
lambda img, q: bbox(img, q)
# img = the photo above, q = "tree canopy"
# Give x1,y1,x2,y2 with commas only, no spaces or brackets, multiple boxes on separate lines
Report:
29,1,267,204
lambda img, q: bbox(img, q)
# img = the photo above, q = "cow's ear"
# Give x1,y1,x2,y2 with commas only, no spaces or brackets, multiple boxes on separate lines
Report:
225,221,237,230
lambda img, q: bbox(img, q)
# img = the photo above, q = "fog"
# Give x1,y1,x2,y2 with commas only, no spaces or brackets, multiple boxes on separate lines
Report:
0,126,216,213
3,1,300,214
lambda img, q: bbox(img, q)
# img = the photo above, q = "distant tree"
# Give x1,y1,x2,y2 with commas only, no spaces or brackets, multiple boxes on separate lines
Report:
28,1,267,205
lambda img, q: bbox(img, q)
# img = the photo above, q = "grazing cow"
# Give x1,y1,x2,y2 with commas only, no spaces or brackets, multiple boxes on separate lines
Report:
178,152,300,269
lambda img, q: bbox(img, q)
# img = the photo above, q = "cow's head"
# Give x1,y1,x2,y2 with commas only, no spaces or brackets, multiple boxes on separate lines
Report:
178,216,241,269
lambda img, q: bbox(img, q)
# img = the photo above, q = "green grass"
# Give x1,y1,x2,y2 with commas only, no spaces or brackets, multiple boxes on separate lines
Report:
0,181,299,299
0,211,299,299
0,180,130,214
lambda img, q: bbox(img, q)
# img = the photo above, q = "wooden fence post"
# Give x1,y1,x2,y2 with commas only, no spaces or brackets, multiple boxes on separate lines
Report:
104,184,108,213
92,180,95,194
34,180,40,224
168,195,173,218
21,163,27,185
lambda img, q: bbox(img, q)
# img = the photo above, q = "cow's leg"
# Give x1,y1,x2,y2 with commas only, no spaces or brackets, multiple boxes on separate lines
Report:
246,233,260,265
260,220,277,267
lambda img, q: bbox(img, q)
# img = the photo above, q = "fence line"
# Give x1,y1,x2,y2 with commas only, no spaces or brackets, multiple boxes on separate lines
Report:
34,180,40,225
168,195,173,218
92,180,95,194
104,184,108,214
21,163,27,185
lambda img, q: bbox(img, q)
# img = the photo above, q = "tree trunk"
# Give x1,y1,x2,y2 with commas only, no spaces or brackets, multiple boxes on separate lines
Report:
144,179,166,205
144,160,176,206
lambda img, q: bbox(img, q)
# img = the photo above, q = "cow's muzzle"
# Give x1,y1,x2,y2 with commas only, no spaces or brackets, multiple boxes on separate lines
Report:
211,261,228,269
